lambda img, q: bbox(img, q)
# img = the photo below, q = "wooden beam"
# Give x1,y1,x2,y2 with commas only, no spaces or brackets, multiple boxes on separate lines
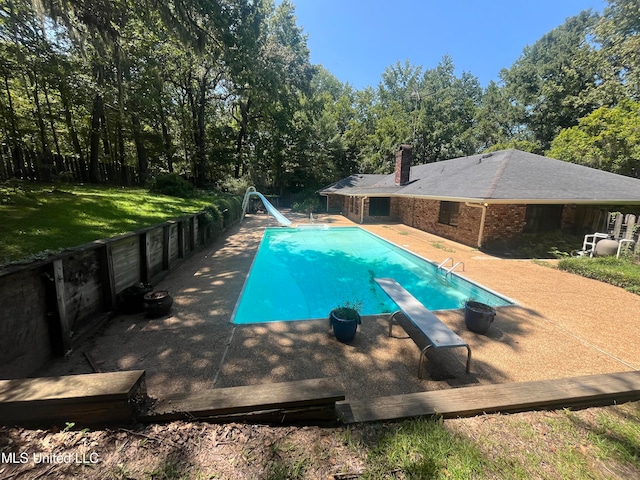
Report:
162,224,170,271
189,216,195,252
337,371,640,423
52,259,71,352
177,220,185,258
0,371,146,427
139,377,345,424
97,242,117,312
139,231,149,283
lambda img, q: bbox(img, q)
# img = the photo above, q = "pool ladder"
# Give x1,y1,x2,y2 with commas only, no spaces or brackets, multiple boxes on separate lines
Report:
437,257,465,279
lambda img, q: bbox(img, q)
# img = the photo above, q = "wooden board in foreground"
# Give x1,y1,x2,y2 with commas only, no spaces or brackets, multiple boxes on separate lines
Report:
337,371,640,424
140,377,345,424
0,370,146,427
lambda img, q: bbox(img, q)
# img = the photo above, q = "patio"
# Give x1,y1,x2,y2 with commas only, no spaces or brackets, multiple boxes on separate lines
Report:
39,212,640,403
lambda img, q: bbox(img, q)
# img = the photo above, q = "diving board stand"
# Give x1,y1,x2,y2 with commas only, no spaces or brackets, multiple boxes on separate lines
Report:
375,277,471,379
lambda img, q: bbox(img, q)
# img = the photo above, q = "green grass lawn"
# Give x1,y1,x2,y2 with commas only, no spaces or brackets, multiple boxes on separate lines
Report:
558,256,640,295
0,181,226,265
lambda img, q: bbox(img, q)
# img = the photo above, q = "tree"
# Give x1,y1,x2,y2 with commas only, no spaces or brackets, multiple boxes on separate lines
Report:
500,10,601,150
547,99,640,176
593,0,640,102
413,56,482,163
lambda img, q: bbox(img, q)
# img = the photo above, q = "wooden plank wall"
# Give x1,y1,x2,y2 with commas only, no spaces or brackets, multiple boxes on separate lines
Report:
112,234,141,293
0,267,53,379
0,209,236,380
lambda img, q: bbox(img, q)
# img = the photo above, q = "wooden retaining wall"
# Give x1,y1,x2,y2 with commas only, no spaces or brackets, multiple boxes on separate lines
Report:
0,209,236,380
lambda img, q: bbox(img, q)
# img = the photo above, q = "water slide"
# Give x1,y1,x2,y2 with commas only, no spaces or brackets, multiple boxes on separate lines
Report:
241,187,292,226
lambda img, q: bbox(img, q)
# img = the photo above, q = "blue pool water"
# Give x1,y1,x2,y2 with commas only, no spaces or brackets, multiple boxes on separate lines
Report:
231,227,513,324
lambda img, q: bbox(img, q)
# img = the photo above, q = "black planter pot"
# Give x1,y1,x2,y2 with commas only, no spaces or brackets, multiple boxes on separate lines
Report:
143,290,173,318
118,283,153,314
329,308,361,343
464,301,496,334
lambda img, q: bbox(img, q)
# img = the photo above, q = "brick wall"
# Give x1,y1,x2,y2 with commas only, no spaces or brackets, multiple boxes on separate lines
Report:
330,194,578,248
326,194,343,212
391,198,485,247
482,204,527,244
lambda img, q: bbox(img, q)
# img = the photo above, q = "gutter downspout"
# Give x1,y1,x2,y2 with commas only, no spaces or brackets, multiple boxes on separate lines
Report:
465,202,488,248
361,197,367,224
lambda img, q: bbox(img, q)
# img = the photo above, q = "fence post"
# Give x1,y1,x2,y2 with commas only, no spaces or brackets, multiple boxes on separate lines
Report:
178,219,185,258
139,231,150,283
52,259,72,352
97,242,117,312
189,216,195,252
162,224,170,271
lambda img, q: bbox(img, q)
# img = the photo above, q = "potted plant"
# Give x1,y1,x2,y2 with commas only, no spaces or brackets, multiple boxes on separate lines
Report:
329,300,362,343
118,283,153,314
143,290,173,318
464,299,496,334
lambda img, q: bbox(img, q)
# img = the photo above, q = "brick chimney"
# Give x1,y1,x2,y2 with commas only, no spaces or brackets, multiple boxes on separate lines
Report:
395,144,412,186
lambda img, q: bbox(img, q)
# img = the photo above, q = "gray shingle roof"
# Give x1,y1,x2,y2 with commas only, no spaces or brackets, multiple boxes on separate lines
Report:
320,150,640,204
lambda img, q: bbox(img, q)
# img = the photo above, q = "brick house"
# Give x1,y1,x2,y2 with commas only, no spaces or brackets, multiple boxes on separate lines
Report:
319,146,640,248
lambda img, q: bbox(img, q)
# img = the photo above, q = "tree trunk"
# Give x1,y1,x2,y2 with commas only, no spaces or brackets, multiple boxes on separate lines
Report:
234,97,251,179
187,69,209,187
30,71,51,160
131,113,148,182
156,86,174,173
4,74,24,176
43,81,61,158
195,73,208,187
115,44,128,185
89,93,103,183
116,117,127,184
60,87,85,177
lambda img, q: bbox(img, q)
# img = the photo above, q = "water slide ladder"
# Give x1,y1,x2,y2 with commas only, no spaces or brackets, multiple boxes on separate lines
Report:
241,187,292,226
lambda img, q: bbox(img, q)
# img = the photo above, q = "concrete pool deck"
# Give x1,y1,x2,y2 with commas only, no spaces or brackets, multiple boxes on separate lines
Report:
40,212,640,403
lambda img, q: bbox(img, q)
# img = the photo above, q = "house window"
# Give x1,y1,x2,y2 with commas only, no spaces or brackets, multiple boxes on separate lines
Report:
439,201,460,226
524,205,564,233
369,197,391,216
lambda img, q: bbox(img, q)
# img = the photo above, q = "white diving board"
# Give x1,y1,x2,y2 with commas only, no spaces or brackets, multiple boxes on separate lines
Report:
375,277,471,378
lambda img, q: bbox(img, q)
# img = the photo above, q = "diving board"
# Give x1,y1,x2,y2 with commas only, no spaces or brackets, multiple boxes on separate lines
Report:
375,277,471,378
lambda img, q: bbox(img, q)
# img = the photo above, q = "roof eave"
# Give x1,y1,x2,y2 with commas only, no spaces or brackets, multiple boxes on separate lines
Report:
322,191,640,205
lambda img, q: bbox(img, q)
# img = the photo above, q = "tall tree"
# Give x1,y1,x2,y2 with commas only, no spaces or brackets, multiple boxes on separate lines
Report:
500,10,600,150
593,0,640,102
548,99,640,176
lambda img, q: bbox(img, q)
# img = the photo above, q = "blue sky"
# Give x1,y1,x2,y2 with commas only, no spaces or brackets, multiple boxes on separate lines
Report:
287,0,607,89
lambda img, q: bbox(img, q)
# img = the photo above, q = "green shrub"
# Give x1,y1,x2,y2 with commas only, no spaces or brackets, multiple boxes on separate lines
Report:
215,195,244,225
148,173,196,198
292,196,322,214
483,232,584,259
216,176,252,195
198,205,222,243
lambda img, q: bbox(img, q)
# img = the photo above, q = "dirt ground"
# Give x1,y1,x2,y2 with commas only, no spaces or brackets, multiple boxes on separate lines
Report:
2,211,640,479
2,403,639,479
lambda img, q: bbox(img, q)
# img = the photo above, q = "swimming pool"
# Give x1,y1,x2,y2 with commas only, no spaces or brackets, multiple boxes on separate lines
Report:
231,226,513,324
